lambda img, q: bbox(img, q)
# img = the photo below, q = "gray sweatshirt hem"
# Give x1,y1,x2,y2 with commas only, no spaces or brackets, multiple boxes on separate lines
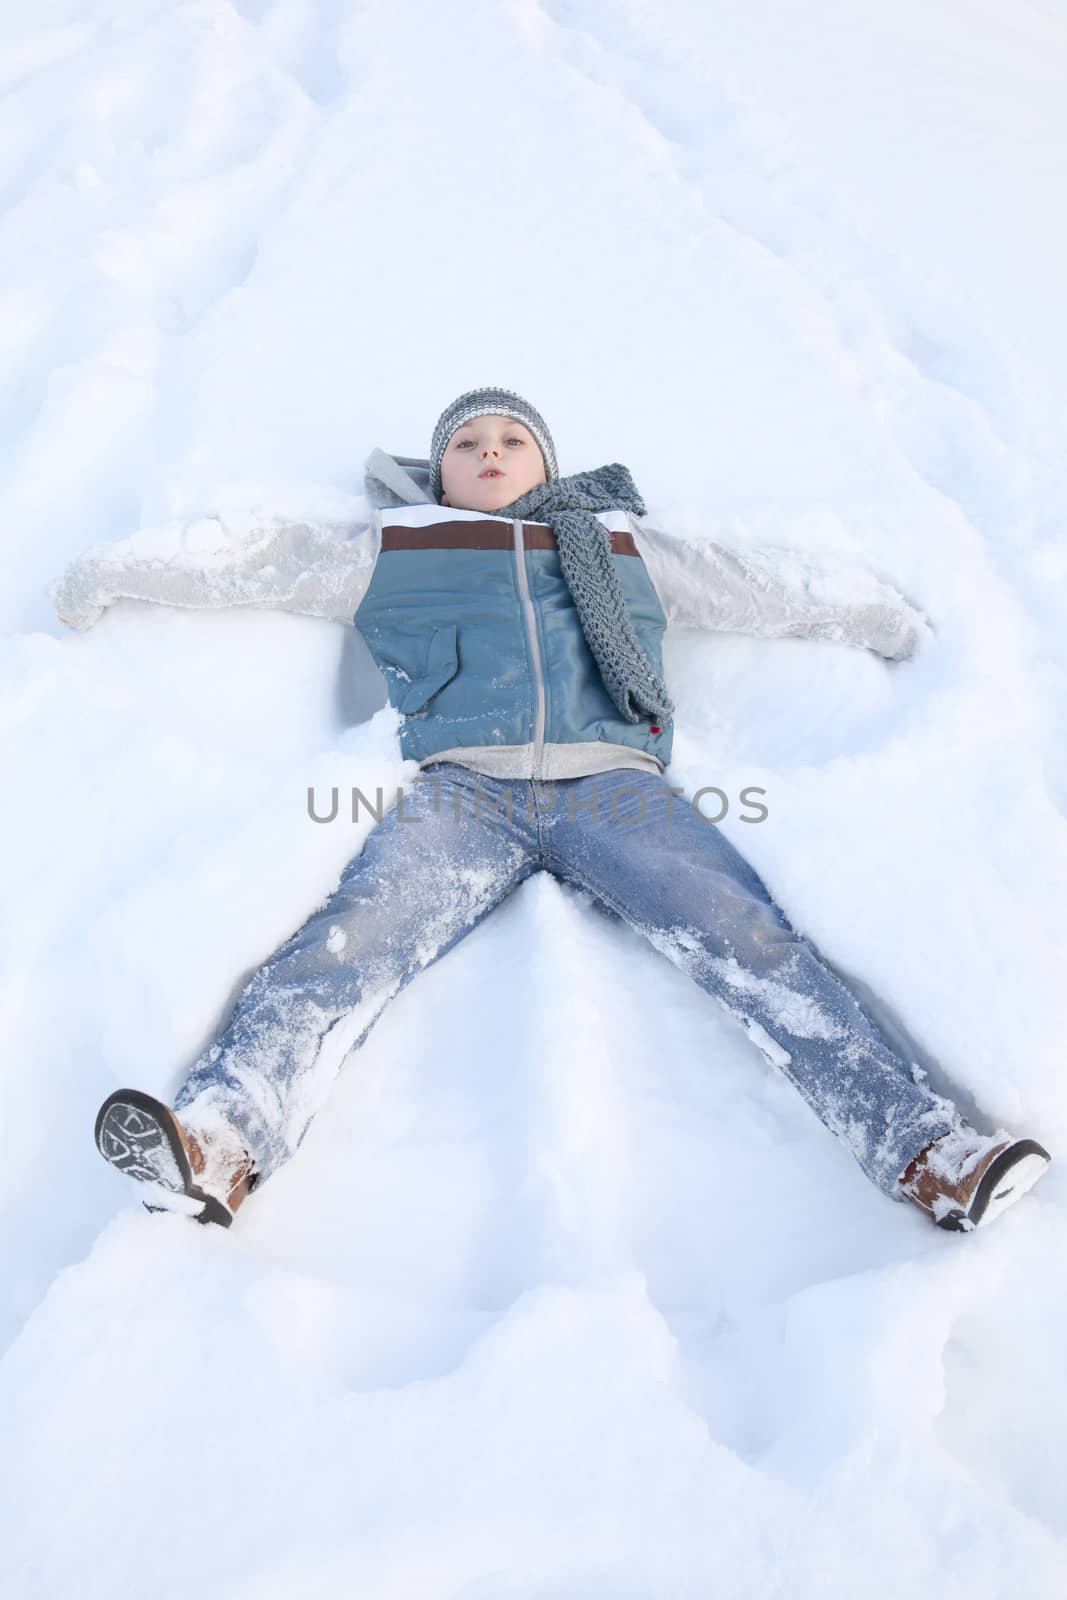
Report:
416,741,665,782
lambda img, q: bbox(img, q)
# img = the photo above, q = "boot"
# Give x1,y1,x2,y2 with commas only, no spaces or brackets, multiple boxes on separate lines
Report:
95,1088,255,1228
898,1127,1051,1232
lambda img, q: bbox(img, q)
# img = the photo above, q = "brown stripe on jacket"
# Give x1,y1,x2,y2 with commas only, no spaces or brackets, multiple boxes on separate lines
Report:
381,520,638,556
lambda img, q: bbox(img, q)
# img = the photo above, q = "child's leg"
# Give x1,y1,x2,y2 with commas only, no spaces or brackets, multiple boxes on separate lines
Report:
174,766,539,1185
543,768,964,1198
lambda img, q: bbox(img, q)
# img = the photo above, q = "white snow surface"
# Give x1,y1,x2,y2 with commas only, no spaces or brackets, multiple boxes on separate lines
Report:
2,1,1067,1595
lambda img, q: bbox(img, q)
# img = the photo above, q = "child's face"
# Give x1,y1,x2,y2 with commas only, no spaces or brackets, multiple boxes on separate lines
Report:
439,415,547,512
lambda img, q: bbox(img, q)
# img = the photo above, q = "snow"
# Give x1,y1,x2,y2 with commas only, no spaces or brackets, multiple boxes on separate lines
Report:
1,0,1067,1594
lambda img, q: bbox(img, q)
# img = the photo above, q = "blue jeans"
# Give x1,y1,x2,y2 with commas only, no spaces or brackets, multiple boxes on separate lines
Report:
175,763,961,1197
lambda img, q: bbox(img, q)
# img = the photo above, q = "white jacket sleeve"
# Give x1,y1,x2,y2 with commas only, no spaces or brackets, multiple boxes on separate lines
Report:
49,514,380,633
630,517,929,661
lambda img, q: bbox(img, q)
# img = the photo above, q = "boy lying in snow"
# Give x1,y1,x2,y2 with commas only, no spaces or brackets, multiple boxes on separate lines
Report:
53,386,1051,1232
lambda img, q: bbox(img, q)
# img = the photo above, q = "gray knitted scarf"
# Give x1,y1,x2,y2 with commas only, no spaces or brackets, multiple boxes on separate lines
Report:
495,463,675,726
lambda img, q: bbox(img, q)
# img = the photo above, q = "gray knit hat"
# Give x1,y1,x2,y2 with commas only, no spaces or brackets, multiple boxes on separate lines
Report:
429,386,558,503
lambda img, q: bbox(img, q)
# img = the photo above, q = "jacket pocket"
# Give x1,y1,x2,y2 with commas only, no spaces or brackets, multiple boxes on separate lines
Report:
377,622,459,715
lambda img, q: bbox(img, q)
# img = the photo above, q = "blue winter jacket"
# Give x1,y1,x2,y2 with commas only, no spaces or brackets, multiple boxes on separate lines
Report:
354,499,673,780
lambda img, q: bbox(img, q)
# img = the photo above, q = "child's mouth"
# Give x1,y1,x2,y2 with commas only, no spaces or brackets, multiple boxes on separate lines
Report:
479,470,503,479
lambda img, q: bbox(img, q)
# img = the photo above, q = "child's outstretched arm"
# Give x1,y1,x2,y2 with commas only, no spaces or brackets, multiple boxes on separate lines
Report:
49,515,379,632
630,516,930,661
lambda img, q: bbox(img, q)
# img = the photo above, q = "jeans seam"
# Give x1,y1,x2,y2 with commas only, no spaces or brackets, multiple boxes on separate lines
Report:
545,856,634,925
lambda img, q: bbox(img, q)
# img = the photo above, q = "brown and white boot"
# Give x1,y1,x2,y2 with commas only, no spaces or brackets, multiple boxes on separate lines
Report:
898,1127,1051,1232
95,1088,256,1228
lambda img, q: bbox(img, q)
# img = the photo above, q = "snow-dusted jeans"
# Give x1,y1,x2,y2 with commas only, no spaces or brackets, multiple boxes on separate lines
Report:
175,762,961,1197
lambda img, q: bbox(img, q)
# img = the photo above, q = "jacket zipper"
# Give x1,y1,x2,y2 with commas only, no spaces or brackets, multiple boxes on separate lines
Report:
512,518,546,779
